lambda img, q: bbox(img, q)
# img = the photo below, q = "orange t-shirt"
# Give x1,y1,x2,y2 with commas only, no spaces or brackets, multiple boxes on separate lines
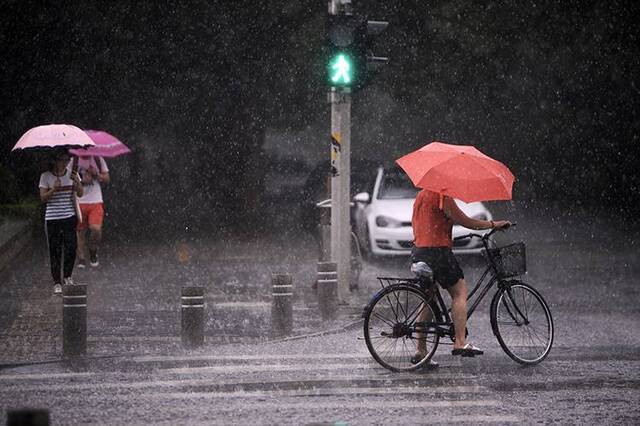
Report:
412,189,453,248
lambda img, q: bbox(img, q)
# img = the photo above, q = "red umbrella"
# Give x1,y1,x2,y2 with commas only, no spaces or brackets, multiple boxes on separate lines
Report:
11,124,95,151
396,141,515,203
69,130,131,158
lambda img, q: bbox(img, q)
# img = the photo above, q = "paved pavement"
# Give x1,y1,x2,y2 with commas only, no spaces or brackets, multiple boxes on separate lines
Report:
1,201,639,424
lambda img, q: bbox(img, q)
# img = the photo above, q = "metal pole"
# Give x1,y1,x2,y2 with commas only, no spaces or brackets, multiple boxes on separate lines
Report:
62,284,87,357
330,91,352,303
271,273,293,336
316,261,338,320
328,0,353,303
181,286,205,348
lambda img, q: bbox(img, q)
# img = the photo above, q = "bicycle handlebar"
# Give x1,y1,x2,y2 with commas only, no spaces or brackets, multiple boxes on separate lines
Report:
452,222,517,242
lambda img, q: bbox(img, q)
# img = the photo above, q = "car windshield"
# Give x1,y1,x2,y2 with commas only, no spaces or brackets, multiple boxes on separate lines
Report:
377,170,419,199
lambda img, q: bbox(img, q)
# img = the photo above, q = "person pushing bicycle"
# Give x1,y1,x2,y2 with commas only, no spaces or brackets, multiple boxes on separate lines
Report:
411,189,511,362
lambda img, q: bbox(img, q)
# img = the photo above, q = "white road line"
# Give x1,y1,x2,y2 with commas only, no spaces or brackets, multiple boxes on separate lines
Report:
161,362,374,374
141,399,505,410
132,353,374,362
0,374,463,393
147,385,486,399
0,372,94,381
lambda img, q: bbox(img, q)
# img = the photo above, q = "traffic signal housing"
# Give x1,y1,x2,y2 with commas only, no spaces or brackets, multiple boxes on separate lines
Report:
325,14,389,91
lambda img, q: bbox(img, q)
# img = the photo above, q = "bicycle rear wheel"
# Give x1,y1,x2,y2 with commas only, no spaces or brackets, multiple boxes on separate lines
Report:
363,284,440,372
490,281,554,365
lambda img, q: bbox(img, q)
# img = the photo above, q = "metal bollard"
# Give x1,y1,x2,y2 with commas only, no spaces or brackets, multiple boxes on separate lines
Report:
271,273,293,336
317,262,338,320
181,286,205,348
7,409,49,426
63,284,87,357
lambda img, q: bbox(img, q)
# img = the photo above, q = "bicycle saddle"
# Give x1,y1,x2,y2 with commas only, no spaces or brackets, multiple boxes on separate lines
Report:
411,262,433,280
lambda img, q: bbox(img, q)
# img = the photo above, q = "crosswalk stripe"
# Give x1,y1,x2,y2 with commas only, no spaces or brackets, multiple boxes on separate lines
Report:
132,353,381,362
139,398,503,410
1,374,465,393
0,372,94,381
148,385,486,399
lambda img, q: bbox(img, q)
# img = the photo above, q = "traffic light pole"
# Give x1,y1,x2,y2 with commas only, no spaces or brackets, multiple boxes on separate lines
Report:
330,87,351,303
328,0,352,303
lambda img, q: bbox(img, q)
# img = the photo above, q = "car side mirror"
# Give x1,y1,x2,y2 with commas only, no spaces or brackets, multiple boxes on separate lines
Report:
354,192,370,204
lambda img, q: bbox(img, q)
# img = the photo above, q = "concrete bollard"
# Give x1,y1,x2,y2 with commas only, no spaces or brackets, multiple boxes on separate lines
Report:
181,286,205,348
7,409,49,426
271,273,293,336
317,262,338,320
63,284,87,357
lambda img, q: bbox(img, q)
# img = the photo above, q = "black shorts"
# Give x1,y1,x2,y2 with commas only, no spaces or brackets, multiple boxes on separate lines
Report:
411,246,464,289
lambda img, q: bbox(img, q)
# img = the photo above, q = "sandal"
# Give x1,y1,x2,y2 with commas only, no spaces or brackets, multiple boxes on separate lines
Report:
451,343,484,357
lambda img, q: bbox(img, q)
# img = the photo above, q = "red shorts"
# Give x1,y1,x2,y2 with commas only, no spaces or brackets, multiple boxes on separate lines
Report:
77,203,104,231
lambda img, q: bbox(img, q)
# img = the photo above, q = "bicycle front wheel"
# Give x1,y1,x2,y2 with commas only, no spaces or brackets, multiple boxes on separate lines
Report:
363,284,440,372
490,281,554,365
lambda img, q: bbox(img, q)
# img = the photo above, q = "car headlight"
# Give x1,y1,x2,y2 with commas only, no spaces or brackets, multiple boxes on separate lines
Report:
376,215,402,228
472,212,488,221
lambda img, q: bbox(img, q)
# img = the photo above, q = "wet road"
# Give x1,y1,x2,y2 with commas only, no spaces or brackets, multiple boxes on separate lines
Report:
1,202,639,424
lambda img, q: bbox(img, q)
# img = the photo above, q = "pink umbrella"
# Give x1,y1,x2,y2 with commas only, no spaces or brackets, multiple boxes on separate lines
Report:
12,124,95,151
69,130,130,158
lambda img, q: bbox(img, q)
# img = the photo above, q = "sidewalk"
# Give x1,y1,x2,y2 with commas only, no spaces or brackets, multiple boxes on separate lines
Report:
0,230,373,365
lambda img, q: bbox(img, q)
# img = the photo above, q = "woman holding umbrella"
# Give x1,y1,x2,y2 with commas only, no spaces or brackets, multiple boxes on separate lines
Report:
12,124,95,295
396,142,514,361
39,149,83,294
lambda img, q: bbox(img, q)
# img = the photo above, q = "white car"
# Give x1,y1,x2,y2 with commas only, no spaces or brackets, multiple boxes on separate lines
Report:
353,167,493,256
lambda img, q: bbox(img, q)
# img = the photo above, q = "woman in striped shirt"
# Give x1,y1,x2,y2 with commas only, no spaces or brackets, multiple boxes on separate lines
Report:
39,151,83,294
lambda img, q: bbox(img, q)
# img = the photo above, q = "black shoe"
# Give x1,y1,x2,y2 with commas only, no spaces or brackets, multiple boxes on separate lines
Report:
89,250,99,267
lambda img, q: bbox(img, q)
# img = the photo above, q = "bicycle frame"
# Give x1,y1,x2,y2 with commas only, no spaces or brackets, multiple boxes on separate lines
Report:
420,228,511,340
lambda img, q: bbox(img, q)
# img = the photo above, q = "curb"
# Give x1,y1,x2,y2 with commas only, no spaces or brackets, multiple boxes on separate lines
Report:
0,220,35,274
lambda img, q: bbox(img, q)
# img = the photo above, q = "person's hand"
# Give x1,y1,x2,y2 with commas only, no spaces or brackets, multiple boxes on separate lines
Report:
492,220,511,229
82,172,93,184
71,171,81,186
88,166,98,177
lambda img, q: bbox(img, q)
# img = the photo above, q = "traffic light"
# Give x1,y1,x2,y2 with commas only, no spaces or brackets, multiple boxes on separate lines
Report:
325,13,360,88
325,13,389,90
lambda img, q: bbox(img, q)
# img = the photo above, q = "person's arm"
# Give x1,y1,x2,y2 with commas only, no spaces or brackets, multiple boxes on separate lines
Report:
71,171,84,197
39,174,58,203
98,170,110,184
443,197,510,230
97,157,110,184
39,186,56,203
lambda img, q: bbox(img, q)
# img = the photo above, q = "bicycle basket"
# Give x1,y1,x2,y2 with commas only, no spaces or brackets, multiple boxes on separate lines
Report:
485,242,526,278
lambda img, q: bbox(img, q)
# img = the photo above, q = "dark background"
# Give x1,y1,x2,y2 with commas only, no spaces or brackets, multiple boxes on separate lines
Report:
1,0,639,236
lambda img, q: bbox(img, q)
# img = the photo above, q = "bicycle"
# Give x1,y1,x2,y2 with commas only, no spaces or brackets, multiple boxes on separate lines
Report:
316,199,363,290
362,225,554,371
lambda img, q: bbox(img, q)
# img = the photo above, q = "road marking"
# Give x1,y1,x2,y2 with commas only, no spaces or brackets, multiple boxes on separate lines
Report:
0,374,464,393
138,398,505,410
132,353,373,362
0,372,94,381
161,362,388,374
147,385,485,399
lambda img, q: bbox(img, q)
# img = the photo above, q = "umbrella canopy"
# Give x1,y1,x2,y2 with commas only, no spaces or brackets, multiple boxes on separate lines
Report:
69,130,131,158
396,141,515,203
12,124,95,151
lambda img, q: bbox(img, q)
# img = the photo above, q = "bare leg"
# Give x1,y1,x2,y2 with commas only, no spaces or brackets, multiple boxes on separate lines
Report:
88,224,102,251
446,278,469,350
415,303,432,355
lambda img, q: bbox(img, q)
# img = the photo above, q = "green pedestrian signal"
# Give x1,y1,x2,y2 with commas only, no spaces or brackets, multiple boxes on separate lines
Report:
325,12,389,91
329,53,353,86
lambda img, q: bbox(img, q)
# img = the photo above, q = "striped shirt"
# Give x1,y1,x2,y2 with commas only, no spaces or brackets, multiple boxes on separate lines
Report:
39,170,77,221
